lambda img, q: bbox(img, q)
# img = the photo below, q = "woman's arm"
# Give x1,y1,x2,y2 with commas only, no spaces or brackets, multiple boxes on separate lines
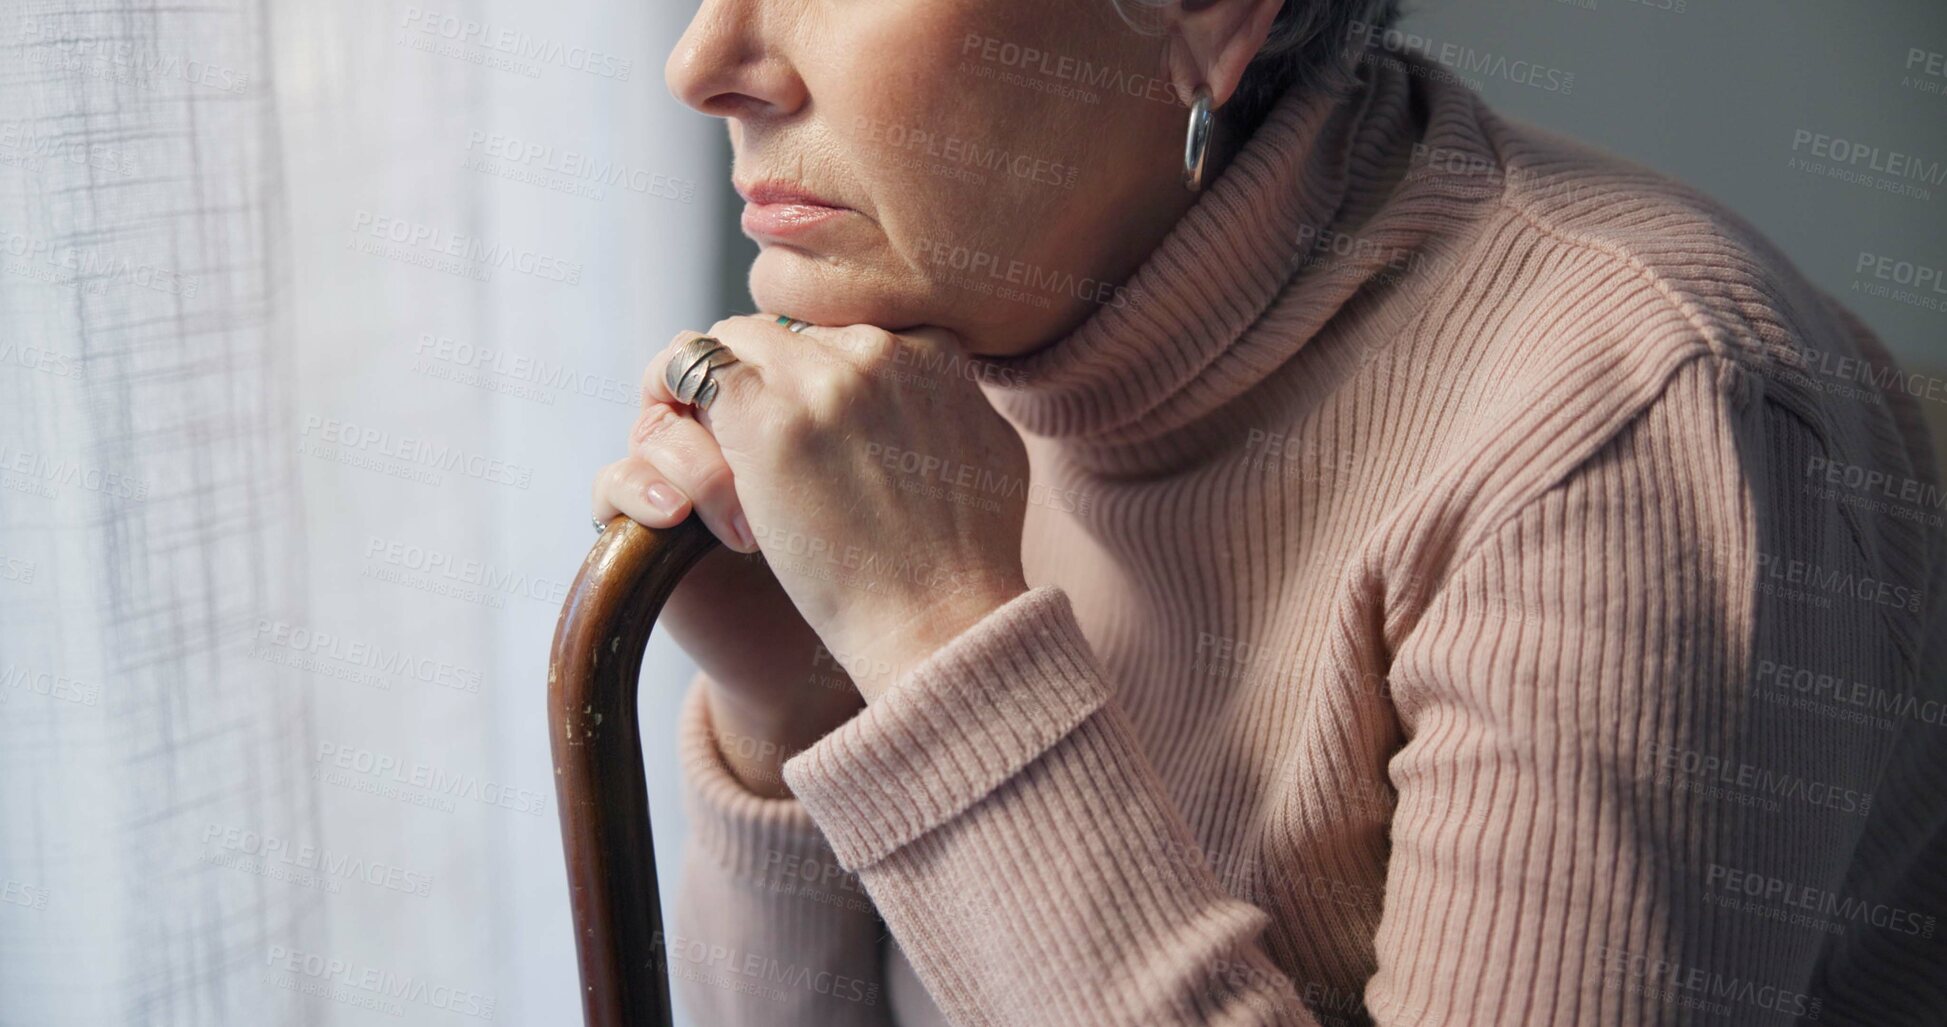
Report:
776,357,1939,1025
1368,357,1928,1023
671,677,897,1027
783,586,1321,1026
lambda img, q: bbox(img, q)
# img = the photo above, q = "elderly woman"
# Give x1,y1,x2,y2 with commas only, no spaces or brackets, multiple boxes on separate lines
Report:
592,0,1946,1023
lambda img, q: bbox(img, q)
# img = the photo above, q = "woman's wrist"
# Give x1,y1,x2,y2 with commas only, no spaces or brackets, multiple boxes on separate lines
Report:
832,576,1030,703
705,677,862,799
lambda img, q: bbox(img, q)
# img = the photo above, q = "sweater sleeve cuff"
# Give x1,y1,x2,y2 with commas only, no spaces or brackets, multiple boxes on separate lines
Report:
780,586,1108,871
677,679,850,890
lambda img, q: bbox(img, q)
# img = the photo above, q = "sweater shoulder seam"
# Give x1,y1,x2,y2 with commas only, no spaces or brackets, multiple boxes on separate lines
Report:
1446,350,1751,576
1490,191,1743,363
1471,103,1718,348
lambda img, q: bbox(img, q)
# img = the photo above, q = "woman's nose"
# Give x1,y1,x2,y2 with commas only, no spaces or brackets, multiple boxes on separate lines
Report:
665,0,808,120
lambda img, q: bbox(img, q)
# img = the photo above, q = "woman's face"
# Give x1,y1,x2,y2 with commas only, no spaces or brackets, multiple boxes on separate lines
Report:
667,0,1196,356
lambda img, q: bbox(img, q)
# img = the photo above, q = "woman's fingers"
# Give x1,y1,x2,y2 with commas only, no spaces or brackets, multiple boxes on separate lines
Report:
629,402,753,551
597,402,757,553
592,454,688,528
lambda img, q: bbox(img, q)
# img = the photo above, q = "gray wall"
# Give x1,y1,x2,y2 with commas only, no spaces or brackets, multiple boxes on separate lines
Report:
1396,0,1946,375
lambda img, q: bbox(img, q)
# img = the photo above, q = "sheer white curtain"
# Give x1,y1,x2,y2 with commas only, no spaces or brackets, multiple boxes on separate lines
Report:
2,1,724,1024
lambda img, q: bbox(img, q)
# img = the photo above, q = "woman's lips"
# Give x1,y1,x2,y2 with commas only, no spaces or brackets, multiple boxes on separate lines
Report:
737,181,853,240
740,201,849,239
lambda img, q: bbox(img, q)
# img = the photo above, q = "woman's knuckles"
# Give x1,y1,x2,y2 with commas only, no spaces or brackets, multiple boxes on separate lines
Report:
796,365,864,420
630,403,684,446
682,460,738,510
718,358,765,412
590,459,628,508
836,324,900,369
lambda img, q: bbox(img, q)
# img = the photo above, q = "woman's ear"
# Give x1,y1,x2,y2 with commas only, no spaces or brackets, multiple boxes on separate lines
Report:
1162,0,1285,108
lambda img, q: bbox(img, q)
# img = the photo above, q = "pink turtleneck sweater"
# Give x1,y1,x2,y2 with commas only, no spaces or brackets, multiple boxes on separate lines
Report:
668,53,1947,1027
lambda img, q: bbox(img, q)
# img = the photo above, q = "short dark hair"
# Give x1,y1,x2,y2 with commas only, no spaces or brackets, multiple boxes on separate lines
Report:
1113,0,1405,129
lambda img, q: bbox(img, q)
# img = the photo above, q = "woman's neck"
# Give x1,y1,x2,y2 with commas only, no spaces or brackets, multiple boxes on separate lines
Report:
972,57,1426,453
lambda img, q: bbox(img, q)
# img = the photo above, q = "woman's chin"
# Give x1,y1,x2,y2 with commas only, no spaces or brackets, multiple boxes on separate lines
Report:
748,248,918,330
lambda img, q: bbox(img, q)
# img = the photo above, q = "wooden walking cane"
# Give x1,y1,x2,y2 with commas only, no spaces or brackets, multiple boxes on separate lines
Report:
549,514,720,1027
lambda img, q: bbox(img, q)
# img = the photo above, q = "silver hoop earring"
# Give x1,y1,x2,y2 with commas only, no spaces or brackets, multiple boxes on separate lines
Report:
1182,84,1213,192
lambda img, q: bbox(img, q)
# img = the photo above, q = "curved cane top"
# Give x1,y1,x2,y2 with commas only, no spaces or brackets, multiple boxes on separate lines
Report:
548,515,720,1027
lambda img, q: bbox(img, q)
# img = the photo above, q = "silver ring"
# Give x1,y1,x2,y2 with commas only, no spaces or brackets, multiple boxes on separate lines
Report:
663,335,739,408
773,314,813,334
593,516,608,536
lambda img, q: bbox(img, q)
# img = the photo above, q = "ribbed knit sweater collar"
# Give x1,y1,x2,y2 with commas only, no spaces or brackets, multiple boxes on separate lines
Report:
978,55,1439,451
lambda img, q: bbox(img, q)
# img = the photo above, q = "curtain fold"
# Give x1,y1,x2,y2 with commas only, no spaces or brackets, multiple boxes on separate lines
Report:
3,1,722,1023
1,2,321,1024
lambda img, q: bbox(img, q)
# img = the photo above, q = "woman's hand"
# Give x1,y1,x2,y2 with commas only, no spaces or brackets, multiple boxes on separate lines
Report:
592,368,862,797
644,314,1031,701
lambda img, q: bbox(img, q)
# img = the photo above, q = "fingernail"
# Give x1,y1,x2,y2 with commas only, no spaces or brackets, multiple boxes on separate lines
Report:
644,482,684,519
731,512,756,552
